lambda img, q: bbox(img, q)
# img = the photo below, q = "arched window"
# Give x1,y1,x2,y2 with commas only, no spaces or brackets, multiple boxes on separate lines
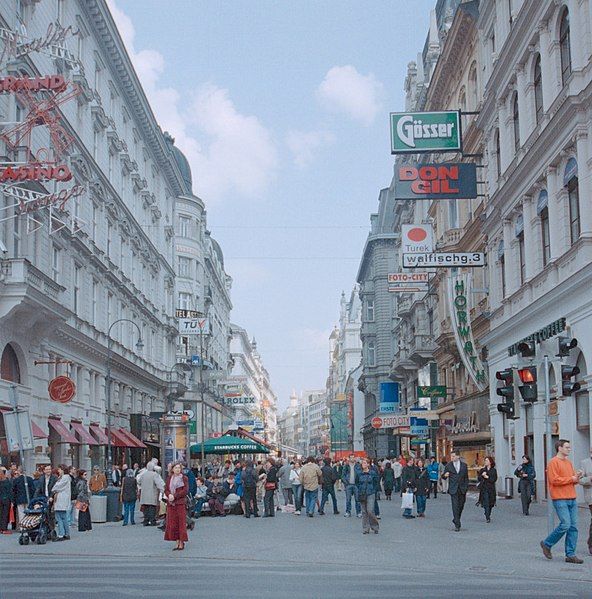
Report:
575,352,589,431
533,54,543,124
512,93,520,152
468,62,478,110
559,7,572,85
494,129,501,177
0,344,21,383
564,158,580,245
537,190,550,266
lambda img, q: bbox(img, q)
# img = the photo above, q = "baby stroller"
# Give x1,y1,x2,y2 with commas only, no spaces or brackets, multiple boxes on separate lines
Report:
18,496,56,545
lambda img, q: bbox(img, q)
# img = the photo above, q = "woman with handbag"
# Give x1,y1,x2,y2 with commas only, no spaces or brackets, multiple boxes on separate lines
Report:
164,462,189,551
514,455,535,516
263,458,279,517
401,457,417,519
478,456,498,523
75,470,92,532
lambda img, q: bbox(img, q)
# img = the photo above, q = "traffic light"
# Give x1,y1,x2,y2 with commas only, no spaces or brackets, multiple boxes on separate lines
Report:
561,365,581,396
557,336,578,357
517,340,536,358
517,366,537,402
496,368,518,419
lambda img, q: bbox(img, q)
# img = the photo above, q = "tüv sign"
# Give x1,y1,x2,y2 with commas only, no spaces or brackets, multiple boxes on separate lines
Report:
390,110,462,154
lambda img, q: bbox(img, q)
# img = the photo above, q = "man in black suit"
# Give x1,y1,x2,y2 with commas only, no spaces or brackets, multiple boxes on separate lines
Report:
443,451,469,531
34,465,57,501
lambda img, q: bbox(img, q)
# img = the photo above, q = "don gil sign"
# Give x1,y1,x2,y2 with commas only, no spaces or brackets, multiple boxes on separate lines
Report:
390,110,462,154
394,163,477,200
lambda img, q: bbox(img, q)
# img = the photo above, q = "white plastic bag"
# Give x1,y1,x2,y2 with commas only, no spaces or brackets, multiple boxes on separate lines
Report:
401,491,414,510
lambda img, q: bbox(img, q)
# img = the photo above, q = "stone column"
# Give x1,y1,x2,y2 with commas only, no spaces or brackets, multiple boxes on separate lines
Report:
576,130,592,236
538,22,560,108
523,195,537,280
546,165,564,260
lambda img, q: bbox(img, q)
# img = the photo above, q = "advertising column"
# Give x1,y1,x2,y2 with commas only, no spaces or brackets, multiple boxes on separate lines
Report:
161,413,190,468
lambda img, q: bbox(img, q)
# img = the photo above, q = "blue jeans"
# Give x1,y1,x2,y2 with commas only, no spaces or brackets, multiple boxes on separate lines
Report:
304,489,318,515
543,499,579,557
320,486,338,513
416,494,427,514
374,494,380,516
66,501,74,526
194,497,206,517
344,484,360,515
55,510,68,538
292,485,303,511
123,501,135,524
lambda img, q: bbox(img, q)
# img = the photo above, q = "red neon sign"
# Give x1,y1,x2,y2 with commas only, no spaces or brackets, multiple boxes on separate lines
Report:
0,74,66,93
0,164,72,182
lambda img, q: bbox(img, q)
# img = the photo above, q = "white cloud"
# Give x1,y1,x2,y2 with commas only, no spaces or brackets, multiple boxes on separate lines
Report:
106,0,278,202
286,129,335,168
298,327,333,352
317,65,384,125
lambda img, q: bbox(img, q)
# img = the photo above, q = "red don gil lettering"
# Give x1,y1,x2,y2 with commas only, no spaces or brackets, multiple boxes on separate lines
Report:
399,165,459,195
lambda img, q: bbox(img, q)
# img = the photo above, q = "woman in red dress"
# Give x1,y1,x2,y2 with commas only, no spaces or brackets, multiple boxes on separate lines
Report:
164,462,189,551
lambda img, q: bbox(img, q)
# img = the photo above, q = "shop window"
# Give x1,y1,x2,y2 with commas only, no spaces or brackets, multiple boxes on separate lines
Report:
0,344,21,383
559,7,572,86
564,158,580,245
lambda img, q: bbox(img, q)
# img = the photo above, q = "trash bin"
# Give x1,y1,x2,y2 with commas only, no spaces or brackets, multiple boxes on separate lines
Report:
105,486,122,522
504,476,514,499
91,495,107,523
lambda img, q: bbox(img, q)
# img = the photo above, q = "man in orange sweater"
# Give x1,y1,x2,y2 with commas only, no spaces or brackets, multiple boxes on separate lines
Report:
540,439,584,564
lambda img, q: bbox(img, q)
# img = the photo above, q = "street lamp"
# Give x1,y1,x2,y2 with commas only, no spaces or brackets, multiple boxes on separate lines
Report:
105,318,143,482
165,362,191,413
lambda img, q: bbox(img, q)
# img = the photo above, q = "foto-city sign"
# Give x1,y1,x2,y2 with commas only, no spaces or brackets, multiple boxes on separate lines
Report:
388,272,430,293
390,110,462,154
371,414,410,429
403,252,486,268
401,224,434,253
395,163,477,200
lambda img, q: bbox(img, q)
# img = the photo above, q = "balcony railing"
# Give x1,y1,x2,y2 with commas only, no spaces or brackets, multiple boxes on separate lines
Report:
1,258,64,301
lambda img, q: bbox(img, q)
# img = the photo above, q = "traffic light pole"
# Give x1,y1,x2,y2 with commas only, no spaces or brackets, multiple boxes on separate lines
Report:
543,354,555,536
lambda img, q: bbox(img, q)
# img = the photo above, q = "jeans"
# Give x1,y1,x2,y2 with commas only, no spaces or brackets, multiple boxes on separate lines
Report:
428,480,438,498
416,494,427,514
263,489,275,516
361,494,379,532
194,497,206,517
304,489,318,515
123,501,135,524
344,483,360,515
394,477,401,494
320,485,338,513
373,494,380,516
281,487,294,506
66,500,74,526
55,510,68,538
292,485,303,511
543,499,579,557
482,488,495,520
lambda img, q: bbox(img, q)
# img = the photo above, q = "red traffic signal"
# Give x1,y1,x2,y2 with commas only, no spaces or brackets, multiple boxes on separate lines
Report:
517,366,537,402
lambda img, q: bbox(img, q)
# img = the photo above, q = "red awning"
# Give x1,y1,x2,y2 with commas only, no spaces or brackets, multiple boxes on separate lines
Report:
70,422,98,445
89,424,109,445
32,421,48,439
118,429,147,449
109,428,131,448
48,419,79,444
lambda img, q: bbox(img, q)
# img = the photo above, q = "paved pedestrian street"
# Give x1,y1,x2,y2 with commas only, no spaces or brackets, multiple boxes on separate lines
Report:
1,493,591,598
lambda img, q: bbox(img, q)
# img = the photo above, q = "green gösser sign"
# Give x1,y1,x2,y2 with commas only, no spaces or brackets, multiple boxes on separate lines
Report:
390,110,462,154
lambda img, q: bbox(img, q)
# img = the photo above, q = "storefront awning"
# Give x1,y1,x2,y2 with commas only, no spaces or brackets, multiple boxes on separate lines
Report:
118,429,147,449
89,424,109,445
48,419,79,444
70,421,98,445
109,428,131,448
31,421,48,439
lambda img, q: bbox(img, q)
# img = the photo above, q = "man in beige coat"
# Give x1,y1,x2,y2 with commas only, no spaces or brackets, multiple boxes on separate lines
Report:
580,447,592,555
299,457,322,518
137,462,164,526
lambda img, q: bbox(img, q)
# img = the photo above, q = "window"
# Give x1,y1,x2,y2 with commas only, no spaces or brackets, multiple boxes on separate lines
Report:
107,292,113,328
427,309,434,336
575,354,589,430
366,299,375,322
57,0,65,23
106,221,112,258
559,8,572,86
92,203,98,241
537,190,550,266
458,88,466,113
468,62,478,110
0,344,21,383
494,129,501,178
508,0,514,26
51,245,61,282
93,130,99,161
92,279,98,325
533,54,543,124
12,212,21,257
178,256,192,278
498,240,506,298
367,340,376,367
512,93,520,152
73,265,80,315
178,292,192,310
179,216,191,238
564,158,580,245
449,201,458,228
518,232,525,284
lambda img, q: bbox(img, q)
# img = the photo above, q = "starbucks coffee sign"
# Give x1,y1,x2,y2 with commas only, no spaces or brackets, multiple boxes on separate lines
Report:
390,110,462,154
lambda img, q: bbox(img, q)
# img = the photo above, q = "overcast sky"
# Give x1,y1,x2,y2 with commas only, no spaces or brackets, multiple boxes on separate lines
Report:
110,0,434,409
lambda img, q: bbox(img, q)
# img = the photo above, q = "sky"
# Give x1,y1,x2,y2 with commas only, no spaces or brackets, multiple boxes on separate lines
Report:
109,0,434,409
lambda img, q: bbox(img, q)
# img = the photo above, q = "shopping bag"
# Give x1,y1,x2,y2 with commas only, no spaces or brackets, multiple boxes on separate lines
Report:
401,491,414,510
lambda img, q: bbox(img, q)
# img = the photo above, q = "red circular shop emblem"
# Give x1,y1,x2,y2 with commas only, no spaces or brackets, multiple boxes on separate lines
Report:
48,376,76,404
407,227,427,242
371,417,383,429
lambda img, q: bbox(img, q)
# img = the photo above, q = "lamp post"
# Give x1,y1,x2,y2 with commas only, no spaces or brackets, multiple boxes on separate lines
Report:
105,319,143,482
